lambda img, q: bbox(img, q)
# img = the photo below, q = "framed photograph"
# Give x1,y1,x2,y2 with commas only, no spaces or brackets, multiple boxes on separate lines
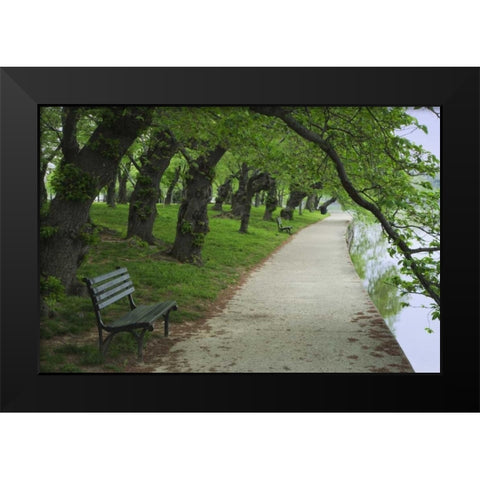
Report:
1,67,478,412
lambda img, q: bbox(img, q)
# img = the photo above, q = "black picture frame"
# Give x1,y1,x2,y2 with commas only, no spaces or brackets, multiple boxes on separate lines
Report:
1,67,478,412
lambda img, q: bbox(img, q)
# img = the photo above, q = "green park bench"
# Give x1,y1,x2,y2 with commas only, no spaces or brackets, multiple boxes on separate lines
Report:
276,216,293,234
83,267,178,361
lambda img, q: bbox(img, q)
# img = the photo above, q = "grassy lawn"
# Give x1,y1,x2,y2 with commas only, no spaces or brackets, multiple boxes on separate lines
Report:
40,203,326,372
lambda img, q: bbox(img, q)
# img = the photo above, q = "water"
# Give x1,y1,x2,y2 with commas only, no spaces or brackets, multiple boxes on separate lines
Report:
348,218,440,373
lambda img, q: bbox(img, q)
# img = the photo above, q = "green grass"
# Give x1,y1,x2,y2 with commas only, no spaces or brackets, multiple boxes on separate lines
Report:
40,202,326,371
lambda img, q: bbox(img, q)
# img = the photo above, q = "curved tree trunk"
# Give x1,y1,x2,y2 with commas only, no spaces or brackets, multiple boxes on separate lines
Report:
170,146,226,265
319,196,337,214
281,188,305,220
212,177,232,211
263,179,277,221
231,163,249,217
281,181,323,220
40,106,153,295
306,194,316,212
239,172,273,233
127,131,176,244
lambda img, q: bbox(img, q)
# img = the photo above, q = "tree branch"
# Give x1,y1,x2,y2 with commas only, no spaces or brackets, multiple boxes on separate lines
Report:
120,162,136,186
127,153,142,173
407,247,440,254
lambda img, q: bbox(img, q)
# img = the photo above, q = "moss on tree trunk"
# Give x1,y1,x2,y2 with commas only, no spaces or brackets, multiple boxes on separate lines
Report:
127,131,176,244
170,146,226,265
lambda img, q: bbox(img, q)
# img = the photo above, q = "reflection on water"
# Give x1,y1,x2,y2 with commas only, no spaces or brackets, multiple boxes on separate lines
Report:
349,219,440,373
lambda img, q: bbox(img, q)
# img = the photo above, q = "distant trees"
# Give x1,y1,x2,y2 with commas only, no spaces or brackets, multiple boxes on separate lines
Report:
117,159,133,204
164,166,181,205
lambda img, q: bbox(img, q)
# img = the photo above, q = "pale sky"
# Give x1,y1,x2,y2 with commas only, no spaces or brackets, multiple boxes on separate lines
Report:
401,107,440,159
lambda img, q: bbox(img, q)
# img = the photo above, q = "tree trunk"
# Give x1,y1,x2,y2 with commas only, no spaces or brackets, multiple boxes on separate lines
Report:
231,163,249,217
291,191,304,206
106,178,116,207
170,146,226,265
117,162,131,204
173,188,184,204
164,166,180,205
239,172,273,233
117,172,128,204
281,188,306,220
40,162,48,208
40,106,153,295
225,186,233,205
319,196,337,214
127,131,176,244
212,177,232,211
281,181,322,220
278,189,284,208
263,180,277,221
306,194,316,212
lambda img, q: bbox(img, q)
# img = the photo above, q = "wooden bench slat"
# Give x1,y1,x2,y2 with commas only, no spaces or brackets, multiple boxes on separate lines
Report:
97,286,135,310
93,279,134,303
91,273,132,294
107,301,177,330
88,267,128,285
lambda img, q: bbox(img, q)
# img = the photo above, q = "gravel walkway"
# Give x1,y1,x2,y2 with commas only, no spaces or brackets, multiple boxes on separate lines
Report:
153,213,413,373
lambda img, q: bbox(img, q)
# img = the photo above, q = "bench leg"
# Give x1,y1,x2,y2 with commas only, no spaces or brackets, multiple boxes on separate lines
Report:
163,312,170,337
101,329,145,361
99,331,117,361
129,329,149,361
137,330,148,361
